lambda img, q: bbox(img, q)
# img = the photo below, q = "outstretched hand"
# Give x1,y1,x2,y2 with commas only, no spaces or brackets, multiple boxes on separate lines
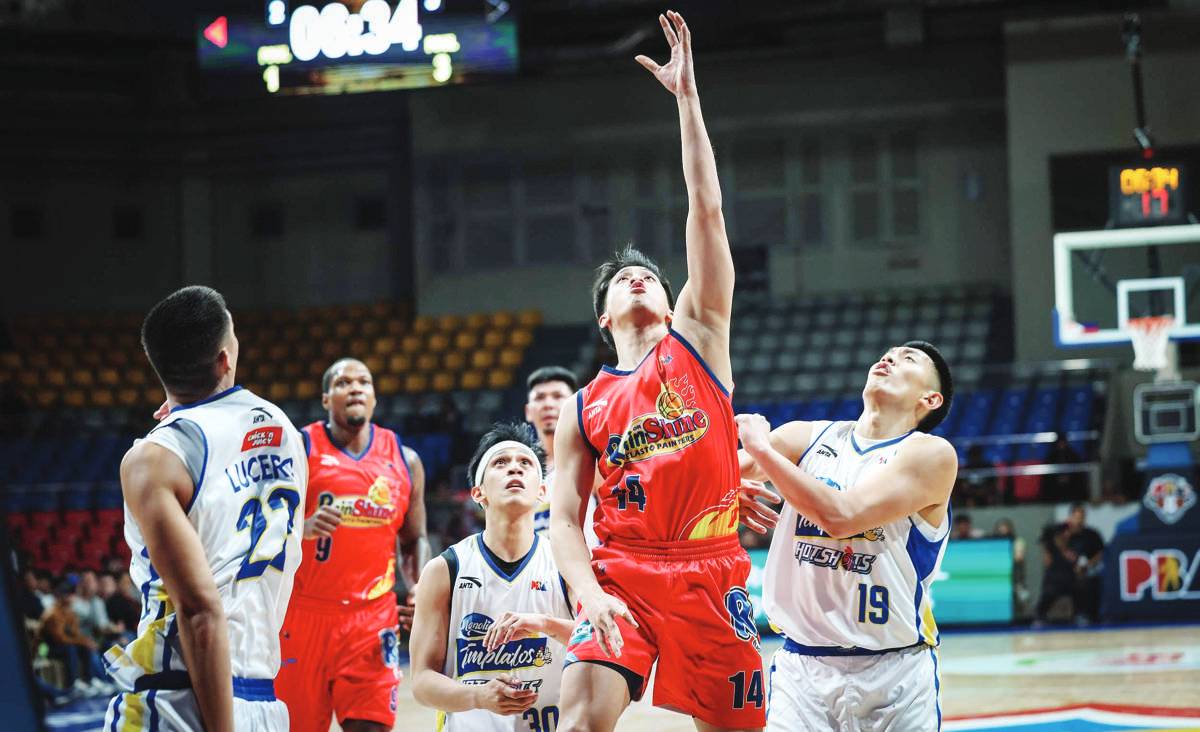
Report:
635,10,696,98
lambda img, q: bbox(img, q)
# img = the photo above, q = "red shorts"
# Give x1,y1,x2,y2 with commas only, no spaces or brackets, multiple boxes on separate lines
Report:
276,593,401,732
565,533,766,729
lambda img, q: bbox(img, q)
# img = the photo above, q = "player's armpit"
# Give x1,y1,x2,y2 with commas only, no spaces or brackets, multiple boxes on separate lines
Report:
120,442,233,732
832,435,959,537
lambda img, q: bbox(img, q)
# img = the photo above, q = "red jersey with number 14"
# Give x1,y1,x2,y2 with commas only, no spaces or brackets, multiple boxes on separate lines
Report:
577,329,740,544
295,423,412,605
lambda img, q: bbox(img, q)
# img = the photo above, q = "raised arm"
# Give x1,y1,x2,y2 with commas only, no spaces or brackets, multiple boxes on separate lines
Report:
409,557,536,715
549,396,637,658
737,415,957,538
120,442,232,732
397,446,430,631
637,12,734,377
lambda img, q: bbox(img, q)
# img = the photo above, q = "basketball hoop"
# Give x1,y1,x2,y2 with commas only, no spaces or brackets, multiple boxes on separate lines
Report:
1128,315,1174,373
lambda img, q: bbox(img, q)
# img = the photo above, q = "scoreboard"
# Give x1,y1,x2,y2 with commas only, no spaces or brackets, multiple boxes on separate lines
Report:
198,0,517,95
1109,163,1188,228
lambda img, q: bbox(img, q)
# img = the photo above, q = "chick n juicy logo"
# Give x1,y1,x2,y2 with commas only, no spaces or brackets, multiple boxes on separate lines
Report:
605,376,709,467
327,476,396,528
455,613,554,677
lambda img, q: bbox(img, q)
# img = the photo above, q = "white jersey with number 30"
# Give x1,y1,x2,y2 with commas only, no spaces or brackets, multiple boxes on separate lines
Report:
762,420,950,651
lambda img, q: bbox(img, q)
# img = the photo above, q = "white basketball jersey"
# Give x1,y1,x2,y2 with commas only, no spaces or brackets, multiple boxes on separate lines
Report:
105,386,308,688
763,421,949,651
438,532,572,732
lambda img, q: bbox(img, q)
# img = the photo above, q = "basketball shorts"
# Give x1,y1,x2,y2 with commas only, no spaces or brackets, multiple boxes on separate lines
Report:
104,679,287,731
767,641,942,731
276,593,402,732
564,533,766,729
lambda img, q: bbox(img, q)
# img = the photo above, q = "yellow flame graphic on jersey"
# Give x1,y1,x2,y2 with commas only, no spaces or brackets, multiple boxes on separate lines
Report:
681,487,739,540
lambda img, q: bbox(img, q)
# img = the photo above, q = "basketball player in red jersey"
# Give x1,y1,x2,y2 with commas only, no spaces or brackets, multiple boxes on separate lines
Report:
276,358,429,732
550,12,765,732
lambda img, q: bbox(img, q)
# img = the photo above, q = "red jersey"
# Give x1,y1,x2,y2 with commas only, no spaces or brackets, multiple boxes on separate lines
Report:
578,329,740,543
294,423,412,605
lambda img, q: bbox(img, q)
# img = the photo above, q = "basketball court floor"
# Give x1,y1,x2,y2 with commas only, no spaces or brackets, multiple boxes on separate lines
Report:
44,623,1200,731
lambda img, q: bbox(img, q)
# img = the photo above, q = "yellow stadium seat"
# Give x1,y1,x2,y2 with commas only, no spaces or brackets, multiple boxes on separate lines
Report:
361,320,381,338
319,342,342,360
308,360,327,378
431,372,455,392
348,338,369,356
510,329,534,348
127,369,148,386
29,353,50,369
282,362,302,380
482,331,506,349
18,372,37,389
464,313,489,330
404,373,428,393
97,368,119,386
412,315,434,335
401,335,423,354
35,390,57,408
73,369,94,388
108,351,130,368
294,342,316,360
268,343,290,361
459,370,484,390
295,381,319,400
491,312,515,329
374,337,396,355
117,387,139,407
92,389,114,408
0,352,20,369
244,345,265,363
363,355,385,374
47,369,67,388
517,310,542,328
427,333,450,353
416,353,439,372
80,350,102,368
443,351,467,372
387,353,412,374
307,323,329,340
376,374,401,396
385,319,406,337
499,348,523,368
454,332,478,350
487,369,513,389
268,382,292,401
142,387,163,406
437,314,462,332
63,389,85,408
255,362,275,382
471,350,496,370
334,322,355,339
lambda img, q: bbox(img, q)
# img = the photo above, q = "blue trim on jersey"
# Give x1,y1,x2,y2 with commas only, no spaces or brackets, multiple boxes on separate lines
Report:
850,428,915,456
107,693,121,731
162,617,177,672
782,638,925,656
392,428,414,485
232,677,276,701
301,429,311,457
168,385,243,414
476,532,540,583
908,506,949,646
133,673,276,701
559,574,573,618
766,658,775,716
599,343,657,376
135,670,191,691
576,391,600,459
930,646,942,731
323,422,375,461
147,689,159,732
796,421,836,466
668,327,732,398
175,418,208,514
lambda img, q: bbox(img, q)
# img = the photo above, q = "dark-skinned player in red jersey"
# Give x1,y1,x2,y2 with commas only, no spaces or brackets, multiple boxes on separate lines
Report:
276,358,429,732
549,11,774,732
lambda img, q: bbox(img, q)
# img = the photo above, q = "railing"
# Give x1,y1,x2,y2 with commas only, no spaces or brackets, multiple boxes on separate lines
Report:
958,462,1102,501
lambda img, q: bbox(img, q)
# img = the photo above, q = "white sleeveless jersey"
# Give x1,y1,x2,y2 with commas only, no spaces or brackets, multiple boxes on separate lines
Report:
105,386,308,688
763,421,950,651
438,532,572,732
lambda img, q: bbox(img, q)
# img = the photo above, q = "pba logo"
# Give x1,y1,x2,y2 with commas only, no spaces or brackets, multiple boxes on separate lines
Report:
1143,474,1196,525
241,426,282,451
379,628,400,675
1120,548,1200,601
724,587,760,648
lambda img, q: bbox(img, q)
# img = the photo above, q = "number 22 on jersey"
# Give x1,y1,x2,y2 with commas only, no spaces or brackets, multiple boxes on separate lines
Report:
236,485,300,581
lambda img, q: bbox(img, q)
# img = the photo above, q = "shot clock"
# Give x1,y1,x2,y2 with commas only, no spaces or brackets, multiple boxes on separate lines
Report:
1109,163,1188,227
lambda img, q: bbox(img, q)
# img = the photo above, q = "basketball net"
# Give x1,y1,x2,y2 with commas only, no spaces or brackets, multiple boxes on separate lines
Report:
1129,315,1178,381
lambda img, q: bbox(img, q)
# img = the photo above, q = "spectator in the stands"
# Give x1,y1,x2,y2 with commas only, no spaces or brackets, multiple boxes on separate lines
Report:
1035,502,1105,627
952,512,980,540
41,581,112,696
106,573,141,641
71,569,122,648
34,569,55,613
97,572,131,645
20,568,45,621
957,444,998,507
991,518,1029,615
1045,432,1084,501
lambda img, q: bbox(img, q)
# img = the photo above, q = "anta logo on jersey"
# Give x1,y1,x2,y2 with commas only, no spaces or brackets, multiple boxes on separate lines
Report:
223,454,296,492
241,426,282,451
793,515,884,542
456,613,554,675
457,576,482,589
795,541,877,574
1120,548,1200,601
815,443,838,459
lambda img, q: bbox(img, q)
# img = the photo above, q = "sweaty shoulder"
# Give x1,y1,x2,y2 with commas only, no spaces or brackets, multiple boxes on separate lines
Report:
899,432,957,464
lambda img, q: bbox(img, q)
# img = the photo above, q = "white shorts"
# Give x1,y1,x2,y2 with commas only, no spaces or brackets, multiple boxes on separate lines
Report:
104,681,289,731
767,643,942,732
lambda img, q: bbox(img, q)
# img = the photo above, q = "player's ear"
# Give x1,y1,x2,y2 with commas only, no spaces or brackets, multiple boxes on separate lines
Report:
597,312,611,331
536,481,547,502
470,484,486,508
321,392,330,411
921,390,944,414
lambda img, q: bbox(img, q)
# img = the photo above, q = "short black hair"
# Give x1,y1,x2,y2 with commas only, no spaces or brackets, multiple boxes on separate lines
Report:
467,420,546,488
591,245,675,349
141,286,231,401
322,358,366,393
526,366,577,394
902,340,953,433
